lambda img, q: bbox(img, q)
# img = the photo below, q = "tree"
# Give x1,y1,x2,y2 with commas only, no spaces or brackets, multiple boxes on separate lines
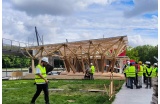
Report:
126,45,158,64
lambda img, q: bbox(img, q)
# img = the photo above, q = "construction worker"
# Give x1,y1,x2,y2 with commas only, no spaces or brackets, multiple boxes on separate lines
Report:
143,62,148,84
30,57,50,104
137,61,143,88
123,61,130,88
128,63,137,89
151,63,158,86
134,62,139,87
90,63,95,80
145,61,152,89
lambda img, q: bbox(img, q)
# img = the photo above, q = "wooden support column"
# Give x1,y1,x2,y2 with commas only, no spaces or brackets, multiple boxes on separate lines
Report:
109,57,116,100
31,59,35,73
111,58,116,73
66,58,76,73
64,58,70,72
107,60,112,72
95,58,99,72
101,54,105,73
81,58,85,73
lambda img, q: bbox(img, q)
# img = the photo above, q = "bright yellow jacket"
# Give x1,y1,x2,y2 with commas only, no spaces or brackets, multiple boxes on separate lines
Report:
90,65,95,74
35,64,47,84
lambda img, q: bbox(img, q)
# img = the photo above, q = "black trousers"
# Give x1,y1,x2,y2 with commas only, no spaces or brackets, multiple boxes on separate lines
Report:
89,73,94,80
146,77,152,88
130,77,137,89
143,73,146,83
31,83,49,103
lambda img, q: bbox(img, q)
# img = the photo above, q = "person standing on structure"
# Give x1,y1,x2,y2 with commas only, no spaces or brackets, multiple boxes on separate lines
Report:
90,63,95,80
137,61,143,88
30,57,50,104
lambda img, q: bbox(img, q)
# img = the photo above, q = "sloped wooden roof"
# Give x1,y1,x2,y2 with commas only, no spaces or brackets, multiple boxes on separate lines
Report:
21,35,128,59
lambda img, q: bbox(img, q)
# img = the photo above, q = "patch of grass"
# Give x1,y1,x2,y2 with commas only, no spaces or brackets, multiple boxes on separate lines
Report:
2,79,124,104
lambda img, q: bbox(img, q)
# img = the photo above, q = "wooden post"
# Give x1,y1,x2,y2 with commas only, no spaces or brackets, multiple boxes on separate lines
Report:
31,59,35,73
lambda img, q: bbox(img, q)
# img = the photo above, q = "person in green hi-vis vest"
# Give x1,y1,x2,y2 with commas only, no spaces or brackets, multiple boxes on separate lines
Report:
137,61,143,88
89,63,95,80
145,61,152,89
128,63,138,89
30,57,50,104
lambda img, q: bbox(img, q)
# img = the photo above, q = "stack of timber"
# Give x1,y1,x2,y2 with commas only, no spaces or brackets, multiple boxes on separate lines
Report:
22,72,125,80
151,77,158,104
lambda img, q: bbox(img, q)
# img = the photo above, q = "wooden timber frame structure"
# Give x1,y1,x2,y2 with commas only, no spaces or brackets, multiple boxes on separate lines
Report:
21,35,128,99
21,35,128,74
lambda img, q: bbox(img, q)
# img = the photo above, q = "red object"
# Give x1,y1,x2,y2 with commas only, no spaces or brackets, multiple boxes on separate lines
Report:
130,60,135,63
118,50,126,56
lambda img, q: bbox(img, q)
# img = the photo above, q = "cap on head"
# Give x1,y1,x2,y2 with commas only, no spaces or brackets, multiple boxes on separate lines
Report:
90,63,93,65
41,57,49,63
154,63,158,66
138,61,142,64
145,61,150,64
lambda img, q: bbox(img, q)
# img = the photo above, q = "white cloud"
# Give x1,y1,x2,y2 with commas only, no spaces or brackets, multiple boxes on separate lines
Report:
2,0,158,47
128,35,158,47
124,0,158,18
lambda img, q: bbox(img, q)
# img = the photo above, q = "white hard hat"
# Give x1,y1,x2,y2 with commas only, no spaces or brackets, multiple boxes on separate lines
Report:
41,57,49,63
154,63,158,66
145,61,150,64
90,63,93,65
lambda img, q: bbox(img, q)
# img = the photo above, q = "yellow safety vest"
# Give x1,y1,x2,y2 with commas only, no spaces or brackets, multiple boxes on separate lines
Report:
90,65,95,74
125,66,130,77
128,66,136,77
143,65,147,73
146,67,152,77
35,64,47,84
152,67,158,78
138,65,143,76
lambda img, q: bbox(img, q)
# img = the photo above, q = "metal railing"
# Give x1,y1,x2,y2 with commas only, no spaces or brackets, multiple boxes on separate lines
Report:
2,38,34,52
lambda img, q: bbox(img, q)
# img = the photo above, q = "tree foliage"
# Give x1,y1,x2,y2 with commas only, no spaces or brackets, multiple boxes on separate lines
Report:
126,45,158,64
2,55,31,68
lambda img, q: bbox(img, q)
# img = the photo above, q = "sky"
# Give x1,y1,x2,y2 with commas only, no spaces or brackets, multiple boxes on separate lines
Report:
2,0,158,47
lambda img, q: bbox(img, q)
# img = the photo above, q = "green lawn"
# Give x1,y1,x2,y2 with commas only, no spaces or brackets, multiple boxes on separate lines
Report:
2,79,124,104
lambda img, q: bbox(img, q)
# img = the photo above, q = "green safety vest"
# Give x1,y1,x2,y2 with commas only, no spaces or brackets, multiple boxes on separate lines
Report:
124,65,129,73
128,66,136,77
125,66,130,77
146,67,152,77
138,65,143,76
90,65,95,74
35,64,47,84
152,67,158,77
143,65,147,73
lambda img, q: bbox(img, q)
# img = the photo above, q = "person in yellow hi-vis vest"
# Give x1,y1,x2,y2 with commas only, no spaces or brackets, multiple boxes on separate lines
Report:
89,63,95,80
137,61,143,88
145,61,152,89
128,63,138,89
151,63,158,87
143,62,148,84
30,57,50,104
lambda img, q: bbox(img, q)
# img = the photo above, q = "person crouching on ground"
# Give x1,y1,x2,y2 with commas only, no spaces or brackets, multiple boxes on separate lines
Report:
30,57,50,104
